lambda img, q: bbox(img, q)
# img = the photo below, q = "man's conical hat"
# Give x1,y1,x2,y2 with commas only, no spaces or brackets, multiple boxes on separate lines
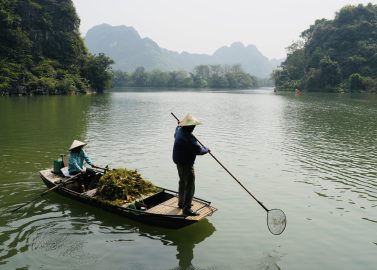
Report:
178,114,202,126
69,140,86,151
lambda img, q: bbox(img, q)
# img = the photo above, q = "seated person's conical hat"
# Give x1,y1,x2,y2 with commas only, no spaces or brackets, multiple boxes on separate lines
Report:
69,140,87,151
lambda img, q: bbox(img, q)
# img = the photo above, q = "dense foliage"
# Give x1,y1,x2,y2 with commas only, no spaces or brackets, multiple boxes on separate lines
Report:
96,168,161,206
272,3,377,93
0,0,113,95
111,64,259,89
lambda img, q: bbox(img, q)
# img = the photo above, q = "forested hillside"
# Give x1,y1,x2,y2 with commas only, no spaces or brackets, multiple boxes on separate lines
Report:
272,3,377,92
0,0,113,95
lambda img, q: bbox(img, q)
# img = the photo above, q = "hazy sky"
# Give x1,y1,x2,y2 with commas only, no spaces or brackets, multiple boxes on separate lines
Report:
72,0,374,59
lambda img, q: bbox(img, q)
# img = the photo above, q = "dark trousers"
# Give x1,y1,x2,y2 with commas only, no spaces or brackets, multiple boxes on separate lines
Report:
177,164,195,211
71,168,96,190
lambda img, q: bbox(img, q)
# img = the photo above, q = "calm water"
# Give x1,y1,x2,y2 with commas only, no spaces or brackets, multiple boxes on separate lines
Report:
0,89,376,270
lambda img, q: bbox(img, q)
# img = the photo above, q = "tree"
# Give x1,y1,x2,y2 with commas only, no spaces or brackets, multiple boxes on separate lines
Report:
82,53,114,93
0,0,113,95
149,69,169,87
192,65,210,87
107,64,258,90
111,70,130,87
168,71,188,87
318,56,341,90
132,67,149,87
349,73,365,92
273,3,377,93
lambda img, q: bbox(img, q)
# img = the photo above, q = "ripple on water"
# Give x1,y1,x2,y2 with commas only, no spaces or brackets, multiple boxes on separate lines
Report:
0,210,108,268
2,91,377,270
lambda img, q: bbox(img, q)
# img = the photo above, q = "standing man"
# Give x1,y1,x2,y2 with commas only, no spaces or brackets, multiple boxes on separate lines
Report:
173,114,210,216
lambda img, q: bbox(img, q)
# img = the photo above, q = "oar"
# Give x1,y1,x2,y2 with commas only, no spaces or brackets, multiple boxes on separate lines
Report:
171,112,287,235
10,173,82,213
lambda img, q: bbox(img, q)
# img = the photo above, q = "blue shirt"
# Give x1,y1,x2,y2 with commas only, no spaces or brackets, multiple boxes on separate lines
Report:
68,149,93,174
173,126,209,165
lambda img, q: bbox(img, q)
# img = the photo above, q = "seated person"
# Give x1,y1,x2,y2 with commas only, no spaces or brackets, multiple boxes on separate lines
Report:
68,140,97,192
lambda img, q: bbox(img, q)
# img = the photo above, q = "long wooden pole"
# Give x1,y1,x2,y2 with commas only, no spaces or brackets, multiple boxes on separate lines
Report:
10,173,82,212
171,112,269,212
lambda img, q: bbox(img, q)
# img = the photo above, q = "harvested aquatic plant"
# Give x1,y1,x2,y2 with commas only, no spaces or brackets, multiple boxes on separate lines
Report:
96,168,161,203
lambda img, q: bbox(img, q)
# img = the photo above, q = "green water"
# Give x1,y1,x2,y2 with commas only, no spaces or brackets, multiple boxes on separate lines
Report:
0,89,376,269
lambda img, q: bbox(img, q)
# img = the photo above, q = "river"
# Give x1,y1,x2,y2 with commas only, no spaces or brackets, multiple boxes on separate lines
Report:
0,88,376,269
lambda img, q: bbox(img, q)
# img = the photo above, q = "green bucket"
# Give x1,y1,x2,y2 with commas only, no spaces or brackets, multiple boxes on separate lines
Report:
53,159,64,174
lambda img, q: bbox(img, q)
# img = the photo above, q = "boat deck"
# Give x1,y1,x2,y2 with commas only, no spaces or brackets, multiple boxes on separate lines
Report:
146,196,216,221
43,169,64,183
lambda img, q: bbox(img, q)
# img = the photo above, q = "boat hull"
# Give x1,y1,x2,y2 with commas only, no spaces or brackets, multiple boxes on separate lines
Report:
40,169,216,229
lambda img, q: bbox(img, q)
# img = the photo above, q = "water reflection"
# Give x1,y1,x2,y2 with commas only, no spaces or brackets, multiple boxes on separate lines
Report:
257,252,282,270
161,220,215,270
68,198,215,270
3,90,377,269
92,208,216,270
0,95,113,179
0,192,215,269
280,93,377,205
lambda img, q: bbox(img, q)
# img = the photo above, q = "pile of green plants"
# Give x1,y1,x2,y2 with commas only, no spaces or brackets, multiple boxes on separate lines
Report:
96,168,161,205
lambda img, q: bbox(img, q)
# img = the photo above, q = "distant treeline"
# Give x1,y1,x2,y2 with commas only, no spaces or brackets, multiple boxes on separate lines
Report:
272,3,377,93
0,0,113,96
112,64,273,89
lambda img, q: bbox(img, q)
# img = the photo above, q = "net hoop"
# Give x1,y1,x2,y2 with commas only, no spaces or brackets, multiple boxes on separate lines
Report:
267,209,287,235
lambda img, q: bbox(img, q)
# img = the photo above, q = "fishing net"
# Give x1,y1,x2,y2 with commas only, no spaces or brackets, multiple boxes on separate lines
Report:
267,209,287,235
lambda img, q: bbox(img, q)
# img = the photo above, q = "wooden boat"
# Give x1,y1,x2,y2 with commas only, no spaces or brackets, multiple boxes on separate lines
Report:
39,169,217,229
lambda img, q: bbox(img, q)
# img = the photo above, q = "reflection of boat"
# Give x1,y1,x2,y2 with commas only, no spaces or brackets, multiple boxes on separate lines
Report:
40,169,217,229
295,88,301,96
158,219,216,269
53,199,216,270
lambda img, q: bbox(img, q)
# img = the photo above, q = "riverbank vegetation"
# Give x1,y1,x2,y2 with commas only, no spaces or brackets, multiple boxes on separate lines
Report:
111,64,265,89
272,3,377,93
0,0,113,96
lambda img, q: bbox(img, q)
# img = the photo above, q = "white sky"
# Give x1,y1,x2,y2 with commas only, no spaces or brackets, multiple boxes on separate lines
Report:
72,0,375,59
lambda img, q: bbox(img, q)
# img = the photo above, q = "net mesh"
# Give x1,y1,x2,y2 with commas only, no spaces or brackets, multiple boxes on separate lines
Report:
267,209,286,235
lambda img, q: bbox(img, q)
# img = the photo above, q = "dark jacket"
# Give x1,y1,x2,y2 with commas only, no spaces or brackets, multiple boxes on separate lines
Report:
173,126,209,165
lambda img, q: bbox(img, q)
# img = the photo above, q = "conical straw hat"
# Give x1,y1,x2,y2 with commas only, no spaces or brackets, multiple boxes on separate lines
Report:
178,114,202,126
69,140,87,151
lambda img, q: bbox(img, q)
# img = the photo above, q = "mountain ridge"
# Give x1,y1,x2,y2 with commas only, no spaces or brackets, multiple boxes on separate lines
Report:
85,24,283,78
